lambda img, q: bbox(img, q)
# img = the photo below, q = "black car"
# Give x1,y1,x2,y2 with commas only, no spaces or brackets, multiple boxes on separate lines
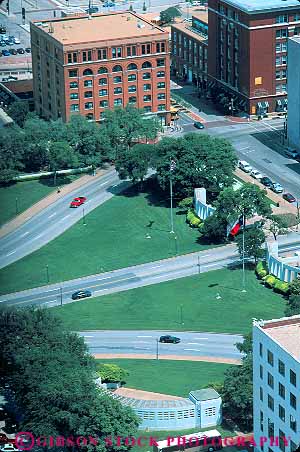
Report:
85,6,99,13
159,335,181,344
261,176,273,188
194,121,205,129
9,48,17,55
17,48,25,54
25,47,31,53
71,289,92,300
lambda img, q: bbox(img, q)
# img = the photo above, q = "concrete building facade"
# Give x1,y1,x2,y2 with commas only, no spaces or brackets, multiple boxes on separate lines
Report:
253,316,300,452
171,11,208,90
30,12,170,124
287,36,300,149
207,0,300,117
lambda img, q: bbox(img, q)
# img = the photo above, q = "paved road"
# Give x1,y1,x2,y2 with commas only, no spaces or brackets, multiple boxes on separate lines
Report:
1,234,299,308
78,330,244,360
0,169,126,269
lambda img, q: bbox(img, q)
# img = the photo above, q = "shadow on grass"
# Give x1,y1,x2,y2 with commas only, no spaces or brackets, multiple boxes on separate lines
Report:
38,175,76,187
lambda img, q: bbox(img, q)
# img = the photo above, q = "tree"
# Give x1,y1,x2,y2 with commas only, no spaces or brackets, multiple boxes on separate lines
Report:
0,307,139,445
235,227,265,263
115,144,153,183
285,294,300,317
48,141,79,185
7,101,29,128
267,214,289,240
155,133,237,199
178,197,193,211
22,117,51,172
142,1,147,11
222,333,253,431
289,278,300,296
97,363,128,383
160,6,181,24
201,213,228,243
0,126,24,184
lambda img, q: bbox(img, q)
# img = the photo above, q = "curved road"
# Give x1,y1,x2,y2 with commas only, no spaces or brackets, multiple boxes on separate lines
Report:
1,236,299,308
79,330,244,362
0,169,126,269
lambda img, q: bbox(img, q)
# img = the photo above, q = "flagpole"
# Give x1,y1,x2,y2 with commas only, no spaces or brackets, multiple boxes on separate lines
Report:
242,212,246,293
169,160,176,234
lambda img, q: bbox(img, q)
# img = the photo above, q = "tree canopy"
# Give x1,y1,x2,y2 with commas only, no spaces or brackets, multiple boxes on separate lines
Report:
235,227,266,263
160,7,181,24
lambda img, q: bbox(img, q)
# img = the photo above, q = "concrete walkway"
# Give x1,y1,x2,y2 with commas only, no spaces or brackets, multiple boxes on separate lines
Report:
93,353,241,365
0,166,113,239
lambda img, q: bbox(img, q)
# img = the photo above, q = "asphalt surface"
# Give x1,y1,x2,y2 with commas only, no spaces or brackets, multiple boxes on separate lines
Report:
0,169,125,269
78,330,244,360
1,235,299,308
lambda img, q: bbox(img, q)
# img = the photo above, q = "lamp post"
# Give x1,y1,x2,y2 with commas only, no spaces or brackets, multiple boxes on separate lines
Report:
197,254,200,274
15,197,19,215
242,213,246,293
46,264,49,284
156,338,159,360
82,207,86,226
60,287,63,306
180,304,184,325
169,160,176,234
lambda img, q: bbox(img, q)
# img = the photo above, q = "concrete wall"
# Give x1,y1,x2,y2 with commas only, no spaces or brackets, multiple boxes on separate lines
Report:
194,188,215,220
266,241,300,283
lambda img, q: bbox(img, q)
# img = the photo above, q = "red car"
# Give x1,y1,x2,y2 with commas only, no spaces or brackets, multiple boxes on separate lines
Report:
282,193,296,203
70,196,86,208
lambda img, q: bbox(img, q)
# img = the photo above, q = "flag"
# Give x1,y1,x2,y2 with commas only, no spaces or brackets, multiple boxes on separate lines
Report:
227,215,244,237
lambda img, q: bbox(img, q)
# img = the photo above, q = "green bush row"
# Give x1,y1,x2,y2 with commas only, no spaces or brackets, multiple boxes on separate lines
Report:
255,261,290,295
186,209,202,228
255,261,268,279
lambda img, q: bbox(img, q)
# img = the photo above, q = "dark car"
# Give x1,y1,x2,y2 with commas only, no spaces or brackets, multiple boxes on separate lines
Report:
17,47,25,54
0,26,6,34
70,196,87,208
261,176,273,188
0,40,6,46
159,335,181,344
85,6,99,13
103,2,115,6
72,290,92,300
9,48,17,55
283,193,296,203
2,49,10,56
194,121,205,129
25,47,31,53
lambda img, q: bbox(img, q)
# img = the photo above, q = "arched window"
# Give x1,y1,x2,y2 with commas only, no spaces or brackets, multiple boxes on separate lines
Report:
83,68,93,76
142,61,152,69
98,67,108,74
112,65,123,72
127,63,137,71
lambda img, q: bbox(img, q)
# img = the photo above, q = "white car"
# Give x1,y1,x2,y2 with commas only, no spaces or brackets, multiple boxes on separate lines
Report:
250,169,263,180
0,445,19,452
238,160,252,173
271,182,283,193
13,37,20,44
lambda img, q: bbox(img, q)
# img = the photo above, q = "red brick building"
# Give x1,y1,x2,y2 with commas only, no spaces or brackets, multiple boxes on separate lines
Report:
30,12,170,124
207,0,300,117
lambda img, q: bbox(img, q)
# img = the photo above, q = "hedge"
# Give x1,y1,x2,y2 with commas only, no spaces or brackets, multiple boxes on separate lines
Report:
186,209,202,228
273,279,290,295
264,275,277,288
255,261,269,279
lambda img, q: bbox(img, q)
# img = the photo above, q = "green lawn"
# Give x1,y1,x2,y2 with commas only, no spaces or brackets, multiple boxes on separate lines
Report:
0,179,207,295
96,359,231,397
54,268,285,334
0,175,78,227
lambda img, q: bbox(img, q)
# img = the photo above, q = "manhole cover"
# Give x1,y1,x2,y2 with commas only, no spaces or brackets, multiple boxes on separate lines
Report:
262,158,272,163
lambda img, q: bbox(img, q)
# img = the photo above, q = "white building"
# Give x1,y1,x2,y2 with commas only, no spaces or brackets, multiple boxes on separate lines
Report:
287,36,300,150
253,316,300,452
188,389,222,428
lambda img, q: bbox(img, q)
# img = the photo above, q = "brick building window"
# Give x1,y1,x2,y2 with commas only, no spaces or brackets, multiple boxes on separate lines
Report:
128,85,137,93
86,113,93,120
158,104,166,111
276,15,288,23
143,72,151,80
157,93,165,100
144,106,152,112
276,29,288,38
141,43,151,54
114,98,122,106
142,61,152,69
100,100,108,108
97,48,107,60
82,50,92,62
99,78,107,85
112,47,122,58
112,65,122,72
99,89,108,96
84,80,93,87
70,104,79,111
143,95,151,102
83,69,93,76
84,102,93,109
98,67,108,74
113,76,122,83
128,96,137,104
156,42,166,53
157,71,165,78
84,91,93,98
70,81,78,88
143,84,151,91
70,93,78,99
126,45,136,56
67,52,77,63
128,74,136,81
157,82,165,89
128,63,137,70
114,87,122,94
157,58,165,67
69,69,78,77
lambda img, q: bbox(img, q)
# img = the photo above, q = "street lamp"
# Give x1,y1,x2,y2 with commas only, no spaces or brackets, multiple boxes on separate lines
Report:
169,160,176,234
197,254,201,274
15,197,19,215
46,264,50,283
156,338,159,360
82,207,86,226
241,213,246,293
180,304,184,325
60,287,63,306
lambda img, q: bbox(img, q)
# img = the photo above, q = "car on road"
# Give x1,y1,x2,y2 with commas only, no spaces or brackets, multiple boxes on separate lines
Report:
194,121,205,129
25,47,31,53
284,148,299,160
85,6,99,13
250,169,263,180
103,2,115,6
71,290,92,300
2,50,10,56
271,182,283,194
17,48,25,54
9,49,17,55
283,193,296,203
238,160,252,173
261,176,273,188
70,196,86,208
13,37,20,44
0,26,6,34
159,335,181,344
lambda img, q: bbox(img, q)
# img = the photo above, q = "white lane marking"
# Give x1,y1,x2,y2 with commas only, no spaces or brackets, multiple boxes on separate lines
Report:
33,234,43,240
193,337,209,340
199,254,211,258
45,301,55,304
187,342,202,345
21,232,29,237
64,214,70,219
0,288,60,304
137,335,153,338
184,348,203,352
132,341,152,344
99,182,107,186
151,265,162,269
49,213,56,218
134,347,150,350
84,335,94,338
6,250,16,256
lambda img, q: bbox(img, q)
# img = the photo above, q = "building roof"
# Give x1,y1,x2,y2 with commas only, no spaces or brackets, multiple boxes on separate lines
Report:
191,10,208,23
33,12,167,45
171,21,208,42
257,315,300,362
111,387,195,409
221,0,300,13
189,388,220,401
2,79,33,94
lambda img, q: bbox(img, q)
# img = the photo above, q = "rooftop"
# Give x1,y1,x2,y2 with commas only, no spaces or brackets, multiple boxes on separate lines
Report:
111,387,195,409
257,315,300,361
171,21,208,42
33,12,167,45
189,388,220,401
221,0,300,13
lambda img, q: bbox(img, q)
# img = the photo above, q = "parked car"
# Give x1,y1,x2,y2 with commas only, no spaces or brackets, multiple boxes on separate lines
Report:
250,169,263,180
13,37,20,44
69,196,86,208
71,290,92,300
238,160,252,173
0,41,6,47
159,335,181,344
2,50,10,56
285,148,299,159
25,47,31,53
85,6,99,13
103,2,115,6
0,26,6,34
194,121,205,129
271,182,283,194
9,49,17,55
261,176,273,188
283,193,296,203
17,48,25,54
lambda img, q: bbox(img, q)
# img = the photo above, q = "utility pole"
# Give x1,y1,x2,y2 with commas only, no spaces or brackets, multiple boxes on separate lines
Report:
169,160,176,234
156,338,159,360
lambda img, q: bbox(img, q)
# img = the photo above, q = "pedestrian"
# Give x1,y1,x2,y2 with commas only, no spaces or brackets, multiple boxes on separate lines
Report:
57,187,61,193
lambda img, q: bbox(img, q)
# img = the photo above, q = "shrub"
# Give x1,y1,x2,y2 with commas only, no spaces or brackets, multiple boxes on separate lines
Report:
255,261,269,279
264,275,276,288
289,278,300,296
198,222,205,233
186,209,202,227
186,210,194,223
273,279,290,295
190,216,201,227
178,197,193,210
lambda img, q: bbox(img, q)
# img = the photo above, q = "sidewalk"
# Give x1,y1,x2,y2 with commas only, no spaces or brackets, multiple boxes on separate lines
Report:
0,166,114,239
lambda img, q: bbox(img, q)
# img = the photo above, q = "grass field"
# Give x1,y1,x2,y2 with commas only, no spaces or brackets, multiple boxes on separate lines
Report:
96,359,231,397
0,175,78,227
54,268,285,334
0,179,208,295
